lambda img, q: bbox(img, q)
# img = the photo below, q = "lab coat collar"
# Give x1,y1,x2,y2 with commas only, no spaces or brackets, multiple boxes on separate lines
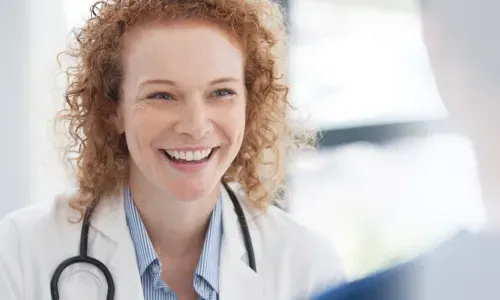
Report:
86,184,266,299
219,183,265,299
89,189,129,243
81,189,145,300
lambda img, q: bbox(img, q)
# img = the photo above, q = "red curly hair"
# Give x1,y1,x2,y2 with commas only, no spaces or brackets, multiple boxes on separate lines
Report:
57,0,315,214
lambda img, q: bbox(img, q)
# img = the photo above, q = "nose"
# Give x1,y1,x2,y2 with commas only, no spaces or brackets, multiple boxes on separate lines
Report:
174,99,213,139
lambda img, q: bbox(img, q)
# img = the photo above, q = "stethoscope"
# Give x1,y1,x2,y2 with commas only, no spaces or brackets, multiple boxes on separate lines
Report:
50,182,256,300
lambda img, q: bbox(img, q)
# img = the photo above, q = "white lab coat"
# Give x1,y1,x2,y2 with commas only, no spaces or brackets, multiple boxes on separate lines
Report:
0,184,344,300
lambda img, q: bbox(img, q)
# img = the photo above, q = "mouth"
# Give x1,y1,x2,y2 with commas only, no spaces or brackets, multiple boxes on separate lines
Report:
161,147,219,164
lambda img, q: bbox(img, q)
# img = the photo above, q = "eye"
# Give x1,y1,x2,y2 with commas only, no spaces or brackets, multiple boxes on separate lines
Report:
147,92,175,101
212,89,236,98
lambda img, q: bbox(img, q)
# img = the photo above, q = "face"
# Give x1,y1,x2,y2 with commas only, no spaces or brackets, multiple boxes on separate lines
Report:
117,20,246,201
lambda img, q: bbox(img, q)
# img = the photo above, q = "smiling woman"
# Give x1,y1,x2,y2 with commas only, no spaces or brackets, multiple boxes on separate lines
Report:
0,1,344,300
63,6,284,211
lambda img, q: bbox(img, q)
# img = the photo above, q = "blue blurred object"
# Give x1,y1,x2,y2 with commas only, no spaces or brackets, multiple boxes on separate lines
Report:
314,231,500,300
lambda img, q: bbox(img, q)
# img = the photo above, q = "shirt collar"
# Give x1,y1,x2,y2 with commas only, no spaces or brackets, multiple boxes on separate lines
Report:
123,187,158,275
124,186,223,292
196,194,223,292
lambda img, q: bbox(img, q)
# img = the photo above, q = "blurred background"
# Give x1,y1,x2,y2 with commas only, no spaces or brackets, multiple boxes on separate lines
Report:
0,0,485,280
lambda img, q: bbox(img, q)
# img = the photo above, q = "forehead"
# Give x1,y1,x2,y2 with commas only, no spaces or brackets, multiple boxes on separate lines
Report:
121,20,245,85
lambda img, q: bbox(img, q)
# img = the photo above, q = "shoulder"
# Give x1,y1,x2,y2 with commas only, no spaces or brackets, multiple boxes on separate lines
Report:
0,190,81,226
314,262,414,300
263,205,345,285
230,183,336,246
231,184,345,292
0,190,82,255
257,202,335,254
233,184,341,256
0,191,96,298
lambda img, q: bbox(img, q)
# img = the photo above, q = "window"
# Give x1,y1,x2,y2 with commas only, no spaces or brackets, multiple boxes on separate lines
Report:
289,0,446,129
287,0,484,279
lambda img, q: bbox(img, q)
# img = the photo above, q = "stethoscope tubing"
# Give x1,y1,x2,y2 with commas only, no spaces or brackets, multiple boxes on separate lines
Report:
50,183,255,300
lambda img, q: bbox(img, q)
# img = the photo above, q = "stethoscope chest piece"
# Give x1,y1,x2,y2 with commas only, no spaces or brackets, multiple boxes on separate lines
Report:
54,267,106,299
50,205,115,300
50,183,253,300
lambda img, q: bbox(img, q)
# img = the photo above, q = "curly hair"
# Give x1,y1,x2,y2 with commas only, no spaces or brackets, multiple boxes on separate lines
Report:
57,0,315,215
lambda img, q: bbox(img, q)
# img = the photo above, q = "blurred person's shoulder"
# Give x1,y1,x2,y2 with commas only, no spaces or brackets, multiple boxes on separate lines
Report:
314,259,415,300
314,231,500,300
419,230,500,299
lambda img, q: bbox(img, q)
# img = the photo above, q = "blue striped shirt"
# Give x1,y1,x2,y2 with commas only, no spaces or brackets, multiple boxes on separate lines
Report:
124,187,222,300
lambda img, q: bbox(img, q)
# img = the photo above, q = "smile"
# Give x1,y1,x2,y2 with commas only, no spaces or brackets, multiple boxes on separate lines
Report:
162,147,218,163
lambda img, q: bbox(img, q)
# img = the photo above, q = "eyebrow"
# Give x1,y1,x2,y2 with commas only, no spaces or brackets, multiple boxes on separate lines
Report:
139,77,242,88
209,77,242,85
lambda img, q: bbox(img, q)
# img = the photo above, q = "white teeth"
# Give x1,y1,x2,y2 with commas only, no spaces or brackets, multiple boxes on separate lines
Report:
193,151,202,160
165,148,213,161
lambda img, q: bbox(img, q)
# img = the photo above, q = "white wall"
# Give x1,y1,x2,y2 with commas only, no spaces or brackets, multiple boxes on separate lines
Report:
0,0,69,218
27,0,69,206
0,0,31,218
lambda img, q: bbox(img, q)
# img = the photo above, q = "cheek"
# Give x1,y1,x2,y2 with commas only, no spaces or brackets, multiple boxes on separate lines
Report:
225,103,246,144
124,106,166,151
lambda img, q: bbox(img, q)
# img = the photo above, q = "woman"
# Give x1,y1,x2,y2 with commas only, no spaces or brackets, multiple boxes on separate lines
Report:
0,0,344,299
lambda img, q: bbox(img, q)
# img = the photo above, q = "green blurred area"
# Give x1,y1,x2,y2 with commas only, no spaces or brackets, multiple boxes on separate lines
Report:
340,216,456,280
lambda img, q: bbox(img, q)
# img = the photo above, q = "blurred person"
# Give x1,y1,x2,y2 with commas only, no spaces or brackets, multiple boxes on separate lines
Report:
315,0,500,299
0,1,344,299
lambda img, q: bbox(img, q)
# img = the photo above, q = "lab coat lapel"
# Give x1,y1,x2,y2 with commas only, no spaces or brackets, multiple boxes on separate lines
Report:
87,190,145,300
219,184,265,300
78,185,266,300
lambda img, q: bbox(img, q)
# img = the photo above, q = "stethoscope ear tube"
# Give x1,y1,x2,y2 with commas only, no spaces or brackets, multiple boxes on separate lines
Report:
222,181,257,272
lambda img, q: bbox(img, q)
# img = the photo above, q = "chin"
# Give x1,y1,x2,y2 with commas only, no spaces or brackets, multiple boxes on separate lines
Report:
165,179,217,202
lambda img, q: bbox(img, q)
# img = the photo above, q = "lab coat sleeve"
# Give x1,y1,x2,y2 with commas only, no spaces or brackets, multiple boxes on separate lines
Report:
0,215,24,300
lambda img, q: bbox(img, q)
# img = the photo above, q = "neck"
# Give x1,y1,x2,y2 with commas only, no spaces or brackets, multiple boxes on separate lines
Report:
128,165,220,258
